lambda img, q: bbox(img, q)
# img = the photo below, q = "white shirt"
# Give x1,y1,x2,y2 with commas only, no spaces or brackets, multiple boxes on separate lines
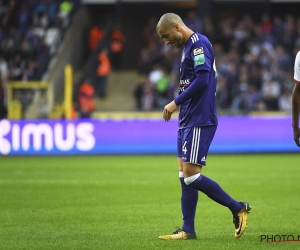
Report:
294,51,300,83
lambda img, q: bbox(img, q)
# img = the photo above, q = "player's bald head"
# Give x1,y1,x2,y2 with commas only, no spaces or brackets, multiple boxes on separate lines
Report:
156,13,191,48
156,13,184,31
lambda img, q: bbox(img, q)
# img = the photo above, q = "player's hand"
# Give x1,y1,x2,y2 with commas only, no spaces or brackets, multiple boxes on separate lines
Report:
293,128,300,147
163,101,178,122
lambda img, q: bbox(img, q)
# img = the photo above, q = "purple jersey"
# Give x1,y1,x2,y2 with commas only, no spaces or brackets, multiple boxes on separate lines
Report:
175,32,218,129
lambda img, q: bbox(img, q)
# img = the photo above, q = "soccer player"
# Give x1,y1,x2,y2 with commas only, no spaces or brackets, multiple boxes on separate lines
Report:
156,13,251,240
292,50,300,147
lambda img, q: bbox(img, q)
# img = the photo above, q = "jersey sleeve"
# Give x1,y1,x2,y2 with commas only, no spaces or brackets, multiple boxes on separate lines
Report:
190,40,212,73
294,51,300,84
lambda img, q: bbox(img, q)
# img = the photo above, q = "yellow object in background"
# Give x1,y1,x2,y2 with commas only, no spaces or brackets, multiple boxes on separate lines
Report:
9,98,22,119
64,64,73,119
6,81,49,119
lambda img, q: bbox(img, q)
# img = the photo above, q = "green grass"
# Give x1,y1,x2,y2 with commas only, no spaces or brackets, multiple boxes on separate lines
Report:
0,154,300,250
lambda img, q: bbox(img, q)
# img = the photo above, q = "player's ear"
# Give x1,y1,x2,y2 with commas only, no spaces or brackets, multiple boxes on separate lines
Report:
174,23,180,31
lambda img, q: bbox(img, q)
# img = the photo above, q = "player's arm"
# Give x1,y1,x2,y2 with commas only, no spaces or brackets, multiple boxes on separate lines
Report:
174,71,209,106
292,82,300,147
162,72,209,121
163,70,210,121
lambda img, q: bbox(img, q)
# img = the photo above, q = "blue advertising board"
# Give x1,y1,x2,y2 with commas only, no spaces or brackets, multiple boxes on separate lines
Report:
0,116,297,155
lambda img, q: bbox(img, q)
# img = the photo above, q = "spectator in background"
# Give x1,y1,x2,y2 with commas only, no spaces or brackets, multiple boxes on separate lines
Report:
133,74,148,111
202,16,216,43
25,25,41,48
110,24,125,70
282,72,295,93
33,0,48,28
143,16,158,47
259,14,273,34
216,77,230,109
230,74,249,113
279,90,292,112
248,65,262,91
137,48,152,75
88,25,104,52
155,68,170,108
281,15,296,54
46,0,58,26
142,84,154,111
26,59,39,80
272,16,284,40
261,78,280,110
0,56,8,81
78,79,95,118
58,0,73,27
21,68,31,82
9,54,24,80
241,84,264,112
274,45,292,72
184,10,202,33
19,39,35,59
16,4,31,35
96,49,111,98
33,0,57,28
149,63,163,86
35,39,50,76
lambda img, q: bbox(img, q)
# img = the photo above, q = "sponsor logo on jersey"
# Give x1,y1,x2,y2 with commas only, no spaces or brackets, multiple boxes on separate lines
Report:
180,79,190,85
194,54,205,66
193,47,204,55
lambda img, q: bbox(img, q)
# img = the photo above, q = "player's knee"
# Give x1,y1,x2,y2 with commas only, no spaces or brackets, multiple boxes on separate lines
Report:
183,162,201,178
184,172,201,185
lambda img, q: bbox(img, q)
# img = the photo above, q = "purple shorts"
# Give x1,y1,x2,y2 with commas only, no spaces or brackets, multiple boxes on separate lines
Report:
177,126,217,166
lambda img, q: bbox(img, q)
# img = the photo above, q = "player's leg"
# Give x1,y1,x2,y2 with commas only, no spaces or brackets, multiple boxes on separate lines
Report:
178,157,198,238
182,126,251,239
158,130,198,240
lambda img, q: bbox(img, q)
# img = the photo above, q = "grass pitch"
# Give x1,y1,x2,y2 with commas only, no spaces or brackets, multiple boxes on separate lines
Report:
0,154,299,250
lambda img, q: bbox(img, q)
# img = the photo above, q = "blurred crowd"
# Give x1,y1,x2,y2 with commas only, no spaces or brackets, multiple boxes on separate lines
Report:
134,11,300,114
0,0,75,118
1,4,299,119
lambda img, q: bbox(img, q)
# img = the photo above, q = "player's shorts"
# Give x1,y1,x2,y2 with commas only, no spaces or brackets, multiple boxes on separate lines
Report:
177,125,217,166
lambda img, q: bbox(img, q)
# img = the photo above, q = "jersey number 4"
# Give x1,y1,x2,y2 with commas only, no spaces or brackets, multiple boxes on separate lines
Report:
182,141,188,155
